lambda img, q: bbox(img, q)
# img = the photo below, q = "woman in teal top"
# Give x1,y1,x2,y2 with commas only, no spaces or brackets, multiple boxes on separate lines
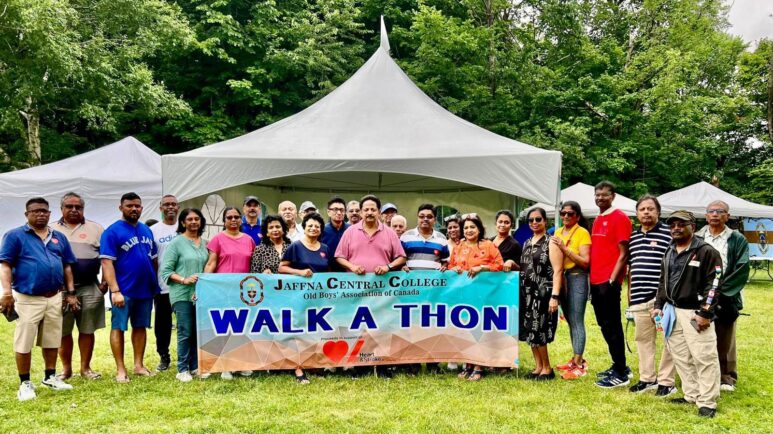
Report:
160,208,209,382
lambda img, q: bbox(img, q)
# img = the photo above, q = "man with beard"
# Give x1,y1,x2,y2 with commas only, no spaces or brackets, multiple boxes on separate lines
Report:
278,200,302,242
695,200,749,392
347,200,362,225
321,197,349,271
1,198,79,400
52,192,107,381
241,196,263,244
590,181,633,389
149,195,179,371
100,192,160,383
653,211,722,418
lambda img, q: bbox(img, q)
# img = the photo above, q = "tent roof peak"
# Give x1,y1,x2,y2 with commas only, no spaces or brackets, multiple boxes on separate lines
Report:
380,16,390,52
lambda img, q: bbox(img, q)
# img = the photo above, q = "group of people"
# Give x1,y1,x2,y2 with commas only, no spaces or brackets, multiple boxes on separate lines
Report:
0,182,749,418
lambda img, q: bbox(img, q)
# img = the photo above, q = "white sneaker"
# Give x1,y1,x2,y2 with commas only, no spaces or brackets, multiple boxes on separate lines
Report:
42,375,74,391
239,370,253,377
17,381,36,401
221,371,233,380
720,383,736,392
447,362,459,370
176,372,193,382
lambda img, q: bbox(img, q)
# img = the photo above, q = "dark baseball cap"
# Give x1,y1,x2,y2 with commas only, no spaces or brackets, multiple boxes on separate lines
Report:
243,196,260,205
666,210,695,224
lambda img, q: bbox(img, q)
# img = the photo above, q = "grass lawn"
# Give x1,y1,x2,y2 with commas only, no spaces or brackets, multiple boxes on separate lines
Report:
1,281,771,433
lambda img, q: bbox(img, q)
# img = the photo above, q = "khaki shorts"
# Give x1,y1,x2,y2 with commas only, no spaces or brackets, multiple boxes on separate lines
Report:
12,290,64,353
62,282,106,336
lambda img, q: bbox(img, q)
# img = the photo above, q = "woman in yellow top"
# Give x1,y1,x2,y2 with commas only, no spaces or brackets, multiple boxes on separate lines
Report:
549,201,592,379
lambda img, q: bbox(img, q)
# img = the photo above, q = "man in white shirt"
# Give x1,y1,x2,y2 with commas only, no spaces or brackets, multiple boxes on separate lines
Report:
149,195,179,372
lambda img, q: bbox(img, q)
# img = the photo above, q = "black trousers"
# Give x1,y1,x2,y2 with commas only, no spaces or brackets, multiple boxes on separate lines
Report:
154,293,173,358
590,281,627,373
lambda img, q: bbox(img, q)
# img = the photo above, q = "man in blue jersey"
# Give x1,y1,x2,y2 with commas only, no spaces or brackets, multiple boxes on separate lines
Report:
321,196,349,271
626,195,676,396
100,192,160,383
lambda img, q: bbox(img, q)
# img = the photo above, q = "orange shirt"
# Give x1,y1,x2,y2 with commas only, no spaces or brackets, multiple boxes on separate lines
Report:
448,239,504,271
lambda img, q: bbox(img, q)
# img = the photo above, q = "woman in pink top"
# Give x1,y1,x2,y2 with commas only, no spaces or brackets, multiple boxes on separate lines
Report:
204,207,255,380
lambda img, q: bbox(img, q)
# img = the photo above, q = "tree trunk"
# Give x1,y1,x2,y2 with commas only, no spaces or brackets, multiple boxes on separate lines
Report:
19,96,41,166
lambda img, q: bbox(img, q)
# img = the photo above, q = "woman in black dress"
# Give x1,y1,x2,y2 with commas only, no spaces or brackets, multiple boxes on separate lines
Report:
520,208,563,380
250,215,291,274
491,210,522,272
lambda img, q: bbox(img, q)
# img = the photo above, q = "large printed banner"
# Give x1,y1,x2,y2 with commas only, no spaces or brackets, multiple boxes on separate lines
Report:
195,271,519,373
743,218,773,259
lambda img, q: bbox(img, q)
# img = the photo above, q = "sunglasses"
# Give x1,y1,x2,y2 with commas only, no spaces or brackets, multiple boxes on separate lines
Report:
225,215,241,220
461,213,478,219
528,217,544,223
559,211,576,217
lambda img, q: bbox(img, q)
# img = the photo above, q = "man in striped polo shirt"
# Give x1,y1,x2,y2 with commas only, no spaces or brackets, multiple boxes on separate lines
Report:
400,203,449,374
627,195,676,396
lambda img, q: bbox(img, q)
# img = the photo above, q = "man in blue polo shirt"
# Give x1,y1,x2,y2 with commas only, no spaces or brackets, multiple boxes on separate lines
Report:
100,192,160,383
0,197,80,401
321,196,349,271
241,195,262,244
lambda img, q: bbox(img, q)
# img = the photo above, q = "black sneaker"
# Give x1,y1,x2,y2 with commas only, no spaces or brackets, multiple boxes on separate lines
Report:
629,381,657,393
595,371,630,389
655,385,678,397
157,354,171,372
669,397,692,405
698,407,716,418
597,366,632,379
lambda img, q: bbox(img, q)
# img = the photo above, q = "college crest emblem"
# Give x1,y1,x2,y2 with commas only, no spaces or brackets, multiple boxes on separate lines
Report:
240,275,264,306
757,223,768,254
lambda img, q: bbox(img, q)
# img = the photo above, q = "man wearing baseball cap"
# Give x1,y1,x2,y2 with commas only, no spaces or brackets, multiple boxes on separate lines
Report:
380,203,397,226
241,196,262,245
652,210,723,418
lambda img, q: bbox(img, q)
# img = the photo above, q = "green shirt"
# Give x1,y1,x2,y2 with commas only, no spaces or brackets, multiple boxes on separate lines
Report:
160,235,209,305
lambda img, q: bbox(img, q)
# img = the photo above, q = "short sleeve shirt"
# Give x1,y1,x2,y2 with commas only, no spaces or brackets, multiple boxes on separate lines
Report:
628,221,671,305
240,216,262,245
99,220,160,299
401,228,449,270
334,221,406,273
208,232,255,273
556,225,591,270
51,219,104,286
0,225,77,295
282,241,331,273
150,222,179,294
590,208,632,284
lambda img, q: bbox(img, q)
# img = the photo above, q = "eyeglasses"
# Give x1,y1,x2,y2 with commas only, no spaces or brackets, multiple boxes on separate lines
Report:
328,208,345,213
461,213,478,219
669,221,690,228
418,214,435,220
559,211,576,217
528,217,544,223
27,209,51,215
443,214,460,223
225,215,241,220
63,204,83,210
706,209,727,215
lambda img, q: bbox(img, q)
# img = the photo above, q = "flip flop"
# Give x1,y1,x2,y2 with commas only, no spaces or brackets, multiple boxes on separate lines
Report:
115,375,130,383
82,371,102,380
134,369,156,377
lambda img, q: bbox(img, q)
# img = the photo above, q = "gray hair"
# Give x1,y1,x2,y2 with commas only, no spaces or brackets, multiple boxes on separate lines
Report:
61,192,85,208
707,200,729,212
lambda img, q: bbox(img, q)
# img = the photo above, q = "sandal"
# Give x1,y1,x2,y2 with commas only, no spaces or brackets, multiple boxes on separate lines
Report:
458,368,473,379
115,375,130,383
134,368,156,377
82,370,102,380
295,373,310,385
467,370,484,382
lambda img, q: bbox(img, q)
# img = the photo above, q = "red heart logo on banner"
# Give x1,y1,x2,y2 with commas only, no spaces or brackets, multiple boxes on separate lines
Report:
322,341,349,363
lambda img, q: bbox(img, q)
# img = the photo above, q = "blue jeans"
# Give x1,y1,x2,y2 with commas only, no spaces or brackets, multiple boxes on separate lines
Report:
172,301,198,373
561,270,589,356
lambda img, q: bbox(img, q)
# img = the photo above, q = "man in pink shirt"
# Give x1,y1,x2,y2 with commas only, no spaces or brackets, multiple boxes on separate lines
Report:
335,194,406,379
335,195,406,275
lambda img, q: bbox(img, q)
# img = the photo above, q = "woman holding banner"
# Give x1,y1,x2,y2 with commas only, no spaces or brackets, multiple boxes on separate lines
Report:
448,214,504,382
550,201,591,380
250,215,290,274
278,212,330,384
520,208,563,380
160,208,209,382
205,207,256,380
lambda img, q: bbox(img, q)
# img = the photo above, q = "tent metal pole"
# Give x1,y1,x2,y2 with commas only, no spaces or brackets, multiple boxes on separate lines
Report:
554,164,562,230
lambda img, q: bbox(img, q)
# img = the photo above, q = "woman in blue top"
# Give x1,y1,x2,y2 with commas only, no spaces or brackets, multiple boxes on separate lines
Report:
279,212,329,384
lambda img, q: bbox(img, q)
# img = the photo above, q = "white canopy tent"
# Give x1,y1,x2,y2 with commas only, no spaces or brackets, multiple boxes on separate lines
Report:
522,182,637,218
658,181,773,218
162,18,561,207
0,136,162,243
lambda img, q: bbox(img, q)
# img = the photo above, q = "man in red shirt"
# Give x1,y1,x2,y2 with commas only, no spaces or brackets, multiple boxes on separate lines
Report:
590,181,633,389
